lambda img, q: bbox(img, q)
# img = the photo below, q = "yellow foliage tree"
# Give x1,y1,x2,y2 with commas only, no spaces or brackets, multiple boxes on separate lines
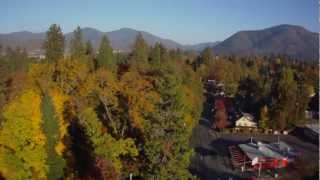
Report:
120,71,160,131
0,89,48,179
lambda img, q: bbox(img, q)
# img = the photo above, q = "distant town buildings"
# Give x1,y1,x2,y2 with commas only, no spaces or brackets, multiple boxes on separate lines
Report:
28,49,45,59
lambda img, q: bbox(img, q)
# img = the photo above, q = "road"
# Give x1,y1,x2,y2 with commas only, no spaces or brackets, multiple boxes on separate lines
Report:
189,82,319,180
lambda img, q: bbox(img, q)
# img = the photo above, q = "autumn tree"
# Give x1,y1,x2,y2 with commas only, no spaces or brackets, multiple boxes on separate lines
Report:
78,107,138,177
54,58,89,96
0,90,47,179
213,99,230,129
43,24,65,63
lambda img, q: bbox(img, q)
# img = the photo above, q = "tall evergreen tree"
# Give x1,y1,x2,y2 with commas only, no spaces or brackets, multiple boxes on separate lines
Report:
259,105,269,129
85,40,94,56
142,69,197,179
96,35,116,71
84,40,95,71
70,26,85,59
43,24,65,63
131,33,148,67
150,42,161,66
159,43,169,62
41,92,65,180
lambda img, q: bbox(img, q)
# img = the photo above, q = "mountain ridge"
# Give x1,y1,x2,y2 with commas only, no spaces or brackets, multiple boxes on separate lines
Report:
0,24,318,60
212,24,318,60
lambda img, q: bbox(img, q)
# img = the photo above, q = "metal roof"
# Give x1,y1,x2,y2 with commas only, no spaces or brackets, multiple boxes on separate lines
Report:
305,123,319,134
238,141,287,161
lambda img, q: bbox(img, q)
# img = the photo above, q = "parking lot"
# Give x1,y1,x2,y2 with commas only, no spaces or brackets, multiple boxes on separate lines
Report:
189,118,319,180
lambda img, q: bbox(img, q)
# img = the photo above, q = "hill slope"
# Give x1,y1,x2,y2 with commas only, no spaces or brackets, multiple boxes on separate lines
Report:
213,24,319,60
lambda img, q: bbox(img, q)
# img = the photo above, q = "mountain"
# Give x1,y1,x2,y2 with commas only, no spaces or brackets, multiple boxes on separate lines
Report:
0,31,45,51
213,24,319,60
184,42,220,51
0,25,318,60
0,27,184,52
106,28,183,51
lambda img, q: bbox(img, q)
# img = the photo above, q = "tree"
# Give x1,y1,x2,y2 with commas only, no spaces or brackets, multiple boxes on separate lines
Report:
201,47,213,65
235,77,262,115
130,33,148,68
84,40,95,71
85,40,94,56
159,43,169,63
96,35,116,71
81,69,120,136
5,47,30,72
213,99,230,129
43,24,65,63
141,69,199,179
259,105,269,129
41,92,66,180
0,90,47,179
270,67,298,129
54,58,89,95
70,26,85,59
150,42,161,66
78,107,138,174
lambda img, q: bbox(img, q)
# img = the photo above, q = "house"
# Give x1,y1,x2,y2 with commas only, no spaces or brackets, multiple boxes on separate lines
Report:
235,113,257,128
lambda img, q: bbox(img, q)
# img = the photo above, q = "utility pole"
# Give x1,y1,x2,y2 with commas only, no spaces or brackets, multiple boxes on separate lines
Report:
258,162,262,177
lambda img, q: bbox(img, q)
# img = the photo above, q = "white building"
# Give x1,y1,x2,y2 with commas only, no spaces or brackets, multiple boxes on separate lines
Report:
235,113,257,128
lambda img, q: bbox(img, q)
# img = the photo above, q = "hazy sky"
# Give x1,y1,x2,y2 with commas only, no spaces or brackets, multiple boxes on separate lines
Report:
0,0,318,44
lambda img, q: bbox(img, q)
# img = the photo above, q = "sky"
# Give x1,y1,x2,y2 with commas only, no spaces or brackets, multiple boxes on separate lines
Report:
0,0,318,44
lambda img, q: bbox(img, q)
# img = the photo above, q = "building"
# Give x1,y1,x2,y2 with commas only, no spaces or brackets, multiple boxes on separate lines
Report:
304,123,319,141
229,139,299,171
235,113,257,128
28,49,45,59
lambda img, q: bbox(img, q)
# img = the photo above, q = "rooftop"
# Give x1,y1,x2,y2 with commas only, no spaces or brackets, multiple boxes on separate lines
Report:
305,123,319,134
238,139,293,161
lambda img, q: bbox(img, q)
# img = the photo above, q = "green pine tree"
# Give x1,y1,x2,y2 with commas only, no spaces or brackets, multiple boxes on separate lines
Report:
43,24,65,63
70,26,85,59
96,35,116,71
41,92,65,180
130,33,149,68
150,42,161,66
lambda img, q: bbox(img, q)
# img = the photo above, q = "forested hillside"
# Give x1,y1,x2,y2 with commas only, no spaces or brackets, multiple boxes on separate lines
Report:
0,24,203,179
0,24,318,179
